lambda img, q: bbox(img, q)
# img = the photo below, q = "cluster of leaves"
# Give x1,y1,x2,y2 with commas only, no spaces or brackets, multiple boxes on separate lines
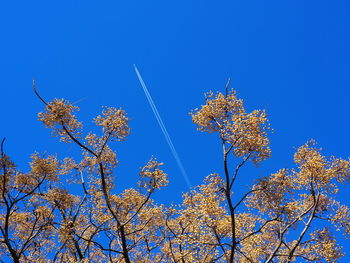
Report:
0,85,349,262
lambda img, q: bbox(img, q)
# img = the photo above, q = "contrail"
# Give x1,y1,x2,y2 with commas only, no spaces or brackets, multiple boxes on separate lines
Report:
134,65,192,189
72,97,88,105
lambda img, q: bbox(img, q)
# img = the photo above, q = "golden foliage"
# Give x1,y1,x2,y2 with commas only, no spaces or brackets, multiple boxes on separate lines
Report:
0,86,349,262
191,89,271,164
94,107,130,141
38,99,82,142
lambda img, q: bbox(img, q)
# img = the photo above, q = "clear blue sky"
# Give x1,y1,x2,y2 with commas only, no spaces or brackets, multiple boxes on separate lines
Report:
1,0,350,258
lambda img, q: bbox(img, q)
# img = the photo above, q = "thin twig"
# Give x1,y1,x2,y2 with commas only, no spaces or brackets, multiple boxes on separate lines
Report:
32,79,48,106
225,78,231,97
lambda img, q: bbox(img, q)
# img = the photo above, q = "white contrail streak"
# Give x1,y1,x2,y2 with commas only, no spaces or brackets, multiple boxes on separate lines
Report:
134,65,192,189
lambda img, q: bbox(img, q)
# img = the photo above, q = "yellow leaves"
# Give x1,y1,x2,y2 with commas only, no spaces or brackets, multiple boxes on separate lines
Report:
191,90,240,135
79,134,118,180
294,140,323,166
162,174,228,262
94,107,130,141
38,99,80,127
58,219,75,241
98,145,118,166
330,157,350,183
306,228,344,262
120,188,147,212
59,157,76,175
34,205,53,220
191,89,271,164
38,99,82,142
0,153,15,192
191,90,244,132
13,172,37,192
293,141,350,193
10,212,34,239
45,187,78,209
139,157,168,190
182,174,225,221
231,110,271,164
247,169,293,213
235,213,260,240
249,140,350,219
294,140,327,185
1,89,348,262
331,202,350,236
236,216,277,262
30,153,59,181
0,152,15,169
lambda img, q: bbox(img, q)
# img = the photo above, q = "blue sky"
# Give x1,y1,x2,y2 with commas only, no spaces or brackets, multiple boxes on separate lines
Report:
1,0,350,258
